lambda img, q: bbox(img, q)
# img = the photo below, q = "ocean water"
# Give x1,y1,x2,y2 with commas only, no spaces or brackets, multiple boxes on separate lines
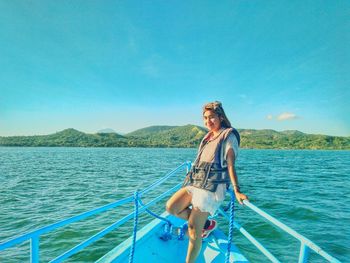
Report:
0,147,349,263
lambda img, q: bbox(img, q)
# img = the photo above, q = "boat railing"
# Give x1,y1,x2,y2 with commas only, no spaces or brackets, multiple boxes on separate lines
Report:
218,190,341,263
0,161,191,263
0,161,341,263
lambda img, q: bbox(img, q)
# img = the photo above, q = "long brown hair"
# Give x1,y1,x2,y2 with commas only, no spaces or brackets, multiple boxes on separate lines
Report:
202,101,232,128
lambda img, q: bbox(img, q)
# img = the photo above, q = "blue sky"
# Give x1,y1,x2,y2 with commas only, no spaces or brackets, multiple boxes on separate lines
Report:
0,1,349,136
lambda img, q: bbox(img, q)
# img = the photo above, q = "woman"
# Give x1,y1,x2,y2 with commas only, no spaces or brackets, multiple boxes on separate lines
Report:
166,101,248,263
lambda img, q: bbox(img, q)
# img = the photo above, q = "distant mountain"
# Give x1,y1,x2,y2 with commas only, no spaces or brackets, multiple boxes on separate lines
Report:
0,126,349,149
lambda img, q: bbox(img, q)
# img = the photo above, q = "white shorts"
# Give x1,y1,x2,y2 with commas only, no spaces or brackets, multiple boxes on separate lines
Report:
185,184,227,216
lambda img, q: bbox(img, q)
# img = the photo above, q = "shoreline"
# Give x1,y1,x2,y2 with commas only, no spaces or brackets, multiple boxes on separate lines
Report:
0,146,349,150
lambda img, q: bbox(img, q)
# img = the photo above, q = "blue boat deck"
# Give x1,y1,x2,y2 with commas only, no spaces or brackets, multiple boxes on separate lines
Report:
97,212,249,263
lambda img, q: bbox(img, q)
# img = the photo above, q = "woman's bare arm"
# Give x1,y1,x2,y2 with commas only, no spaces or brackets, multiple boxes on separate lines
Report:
226,148,248,204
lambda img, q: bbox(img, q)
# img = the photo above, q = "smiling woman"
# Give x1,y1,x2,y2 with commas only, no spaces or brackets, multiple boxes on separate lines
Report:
165,101,248,263
203,101,232,130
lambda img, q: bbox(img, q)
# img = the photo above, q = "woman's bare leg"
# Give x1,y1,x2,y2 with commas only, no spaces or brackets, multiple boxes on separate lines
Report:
186,208,210,263
166,188,192,221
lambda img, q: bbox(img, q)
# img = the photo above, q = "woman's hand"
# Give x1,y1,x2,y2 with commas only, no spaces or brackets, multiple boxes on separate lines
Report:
234,191,248,205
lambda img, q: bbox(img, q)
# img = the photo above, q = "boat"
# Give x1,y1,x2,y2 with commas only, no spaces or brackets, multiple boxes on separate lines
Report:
0,162,342,262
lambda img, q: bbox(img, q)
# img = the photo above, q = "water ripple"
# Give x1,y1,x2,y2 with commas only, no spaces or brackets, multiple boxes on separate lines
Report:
0,148,349,262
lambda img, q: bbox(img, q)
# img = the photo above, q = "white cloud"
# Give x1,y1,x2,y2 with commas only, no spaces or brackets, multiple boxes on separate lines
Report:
277,112,298,121
266,115,273,120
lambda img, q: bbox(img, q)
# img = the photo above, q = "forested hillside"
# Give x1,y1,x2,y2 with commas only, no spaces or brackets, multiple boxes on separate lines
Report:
0,126,349,149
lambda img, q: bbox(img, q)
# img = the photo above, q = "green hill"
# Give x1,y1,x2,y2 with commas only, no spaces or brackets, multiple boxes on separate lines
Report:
239,129,349,149
0,126,349,149
0,128,128,147
127,125,207,147
126,126,178,137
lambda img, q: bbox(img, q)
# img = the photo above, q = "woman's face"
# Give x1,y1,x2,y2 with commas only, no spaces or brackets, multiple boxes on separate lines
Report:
203,110,221,132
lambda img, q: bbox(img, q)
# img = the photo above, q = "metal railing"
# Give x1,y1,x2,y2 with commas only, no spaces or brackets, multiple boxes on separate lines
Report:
0,161,342,263
217,189,341,263
0,162,191,263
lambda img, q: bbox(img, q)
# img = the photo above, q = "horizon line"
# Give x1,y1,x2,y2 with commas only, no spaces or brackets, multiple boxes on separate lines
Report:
0,125,349,138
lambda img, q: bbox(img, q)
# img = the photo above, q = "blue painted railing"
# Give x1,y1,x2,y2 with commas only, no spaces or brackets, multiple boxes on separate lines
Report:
217,190,341,263
0,161,191,263
0,161,341,263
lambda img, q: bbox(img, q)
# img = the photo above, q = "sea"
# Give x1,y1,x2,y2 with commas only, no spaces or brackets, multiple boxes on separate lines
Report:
0,147,349,263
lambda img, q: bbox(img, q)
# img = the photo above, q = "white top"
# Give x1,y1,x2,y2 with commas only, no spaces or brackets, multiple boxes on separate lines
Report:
222,132,239,163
